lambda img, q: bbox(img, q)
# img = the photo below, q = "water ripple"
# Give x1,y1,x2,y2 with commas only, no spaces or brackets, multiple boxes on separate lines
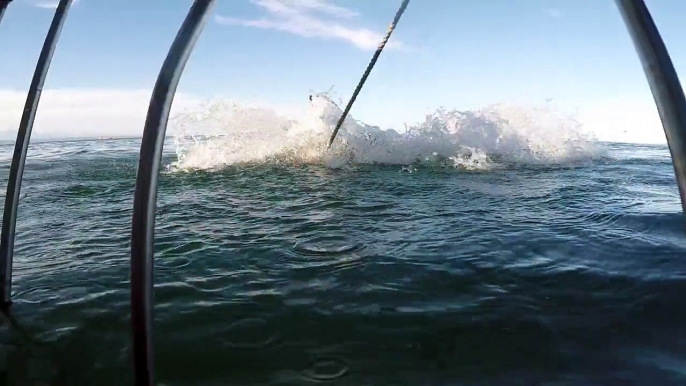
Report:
0,140,683,385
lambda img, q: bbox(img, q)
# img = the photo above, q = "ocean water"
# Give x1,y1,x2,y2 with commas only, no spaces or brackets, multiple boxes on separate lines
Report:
0,97,684,385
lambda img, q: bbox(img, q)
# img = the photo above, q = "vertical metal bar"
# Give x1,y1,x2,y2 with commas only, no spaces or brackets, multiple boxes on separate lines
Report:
615,0,686,215
130,1,215,385
0,0,72,309
0,1,12,26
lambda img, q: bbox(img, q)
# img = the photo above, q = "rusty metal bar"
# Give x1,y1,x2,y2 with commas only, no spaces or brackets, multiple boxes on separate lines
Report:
130,1,215,385
615,0,686,215
0,0,72,309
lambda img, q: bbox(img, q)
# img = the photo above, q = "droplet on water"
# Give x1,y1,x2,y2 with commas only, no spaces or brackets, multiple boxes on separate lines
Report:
302,356,349,381
222,318,278,349
293,235,361,256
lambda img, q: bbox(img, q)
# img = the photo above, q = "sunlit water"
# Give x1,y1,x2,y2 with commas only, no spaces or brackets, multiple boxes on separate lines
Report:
0,98,684,385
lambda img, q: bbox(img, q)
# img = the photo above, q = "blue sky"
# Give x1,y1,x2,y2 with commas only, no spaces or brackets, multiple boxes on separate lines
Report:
1,0,685,143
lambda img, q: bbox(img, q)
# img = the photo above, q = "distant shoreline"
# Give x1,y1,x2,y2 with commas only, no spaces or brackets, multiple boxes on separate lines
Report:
0,137,668,147
0,135,182,145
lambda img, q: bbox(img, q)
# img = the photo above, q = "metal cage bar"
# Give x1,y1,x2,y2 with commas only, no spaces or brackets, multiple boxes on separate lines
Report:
130,1,216,385
0,0,73,309
0,1,12,26
615,0,686,216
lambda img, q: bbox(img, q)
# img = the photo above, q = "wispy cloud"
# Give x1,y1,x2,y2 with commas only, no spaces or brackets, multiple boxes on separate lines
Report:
0,89,201,140
32,0,59,9
578,97,665,145
215,0,405,51
31,0,79,10
545,8,565,18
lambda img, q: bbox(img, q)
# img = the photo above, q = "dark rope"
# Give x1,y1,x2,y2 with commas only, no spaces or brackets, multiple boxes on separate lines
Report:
327,0,410,148
0,0,72,309
615,0,686,219
130,1,215,385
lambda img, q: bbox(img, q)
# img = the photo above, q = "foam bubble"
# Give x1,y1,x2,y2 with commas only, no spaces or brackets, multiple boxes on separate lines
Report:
167,94,602,172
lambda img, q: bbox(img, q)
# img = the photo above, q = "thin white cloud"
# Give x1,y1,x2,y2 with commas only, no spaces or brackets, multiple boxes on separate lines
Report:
546,8,565,18
0,89,201,140
31,0,79,10
260,0,358,18
215,0,405,51
577,97,666,145
32,1,59,9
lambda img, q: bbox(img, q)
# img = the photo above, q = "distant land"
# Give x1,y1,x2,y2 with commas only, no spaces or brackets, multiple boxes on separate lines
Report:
0,135,182,145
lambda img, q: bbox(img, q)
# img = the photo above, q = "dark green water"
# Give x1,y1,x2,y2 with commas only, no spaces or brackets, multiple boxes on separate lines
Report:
0,139,684,385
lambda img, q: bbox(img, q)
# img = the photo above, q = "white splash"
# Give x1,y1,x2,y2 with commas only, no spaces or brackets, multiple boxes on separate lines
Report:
168,94,602,172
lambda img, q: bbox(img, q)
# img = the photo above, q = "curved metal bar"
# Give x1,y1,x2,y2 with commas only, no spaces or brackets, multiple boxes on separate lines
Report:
130,1,215,385
0,0,72,309
0,1,13,26
615,0,686,215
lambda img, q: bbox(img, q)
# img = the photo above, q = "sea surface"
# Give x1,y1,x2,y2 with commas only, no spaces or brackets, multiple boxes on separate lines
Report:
0,99,684,385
